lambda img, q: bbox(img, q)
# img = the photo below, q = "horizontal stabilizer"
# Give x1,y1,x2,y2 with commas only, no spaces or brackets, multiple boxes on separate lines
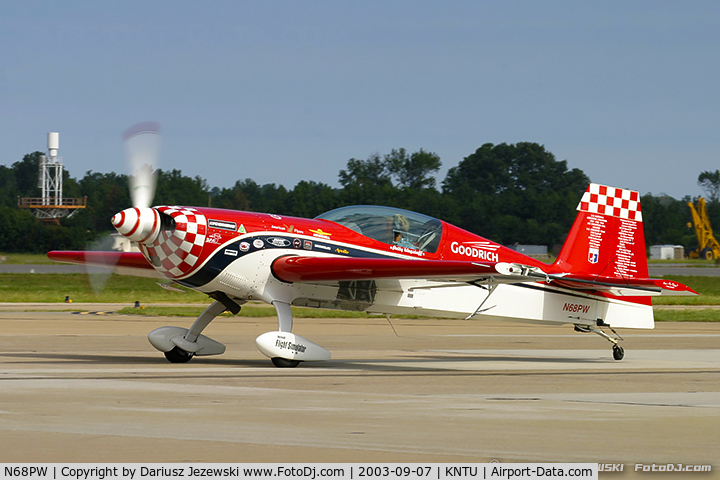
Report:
545,273,698,297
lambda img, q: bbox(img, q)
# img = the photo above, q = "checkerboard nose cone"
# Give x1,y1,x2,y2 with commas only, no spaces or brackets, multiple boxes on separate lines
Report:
111,207,161,244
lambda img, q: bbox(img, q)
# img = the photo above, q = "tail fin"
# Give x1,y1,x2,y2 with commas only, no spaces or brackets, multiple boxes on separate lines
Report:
552,183,648,280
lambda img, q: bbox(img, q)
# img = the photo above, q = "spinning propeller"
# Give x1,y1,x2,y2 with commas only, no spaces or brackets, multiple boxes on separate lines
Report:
112,122,163,245
78,122,164,294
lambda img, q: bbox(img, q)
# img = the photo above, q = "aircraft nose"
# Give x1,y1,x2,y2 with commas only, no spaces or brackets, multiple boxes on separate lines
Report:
111,207,161,244
134,206,207,279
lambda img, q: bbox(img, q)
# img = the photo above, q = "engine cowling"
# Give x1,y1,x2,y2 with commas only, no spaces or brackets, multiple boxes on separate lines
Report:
112,206,207,279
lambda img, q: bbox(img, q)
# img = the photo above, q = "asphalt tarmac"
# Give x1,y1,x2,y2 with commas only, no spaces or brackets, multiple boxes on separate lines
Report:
0,304,718,477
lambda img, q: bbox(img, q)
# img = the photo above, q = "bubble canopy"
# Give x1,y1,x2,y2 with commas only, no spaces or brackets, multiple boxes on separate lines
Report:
316,205,443,253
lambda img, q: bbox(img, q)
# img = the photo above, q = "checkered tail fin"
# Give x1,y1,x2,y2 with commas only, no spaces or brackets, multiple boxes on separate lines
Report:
552,183,649,280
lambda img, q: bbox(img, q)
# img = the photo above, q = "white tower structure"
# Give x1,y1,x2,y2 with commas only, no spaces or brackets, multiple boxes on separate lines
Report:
40,132,63,207
18,132,86,223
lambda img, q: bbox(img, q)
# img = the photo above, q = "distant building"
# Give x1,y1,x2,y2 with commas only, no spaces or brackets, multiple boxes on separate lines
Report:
649,245,684,260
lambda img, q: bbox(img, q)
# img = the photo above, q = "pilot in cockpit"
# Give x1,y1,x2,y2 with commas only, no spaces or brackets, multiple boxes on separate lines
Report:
392,214,415,249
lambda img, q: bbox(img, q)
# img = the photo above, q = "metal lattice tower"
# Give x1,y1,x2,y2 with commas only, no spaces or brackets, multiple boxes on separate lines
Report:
18,132,86,223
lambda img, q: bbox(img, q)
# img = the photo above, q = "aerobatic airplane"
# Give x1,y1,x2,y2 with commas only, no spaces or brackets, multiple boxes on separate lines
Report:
48,124,697,367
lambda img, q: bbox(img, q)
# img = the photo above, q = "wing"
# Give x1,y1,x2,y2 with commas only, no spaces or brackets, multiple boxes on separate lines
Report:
271,256,698,297
271,256,502,282
47,250,162,278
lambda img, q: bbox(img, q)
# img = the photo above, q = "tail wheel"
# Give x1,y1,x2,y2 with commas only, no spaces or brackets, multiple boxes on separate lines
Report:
612,344,625,361
164,346,194,363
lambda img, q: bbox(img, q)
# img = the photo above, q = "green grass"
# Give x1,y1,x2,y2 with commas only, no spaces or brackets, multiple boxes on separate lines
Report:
0,253,56,265
651,275,720,305
0,273,717,305
0,273,207,303
1,272,719,321
653,309,720,322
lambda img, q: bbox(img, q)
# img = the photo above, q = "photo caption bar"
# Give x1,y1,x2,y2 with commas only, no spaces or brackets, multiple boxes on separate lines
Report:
1,464,598,480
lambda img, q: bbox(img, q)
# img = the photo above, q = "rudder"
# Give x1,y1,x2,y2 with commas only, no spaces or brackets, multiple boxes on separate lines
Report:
552,183,648,280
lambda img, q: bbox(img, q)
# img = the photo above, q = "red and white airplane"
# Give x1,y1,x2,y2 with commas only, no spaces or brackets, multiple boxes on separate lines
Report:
48,126,697,367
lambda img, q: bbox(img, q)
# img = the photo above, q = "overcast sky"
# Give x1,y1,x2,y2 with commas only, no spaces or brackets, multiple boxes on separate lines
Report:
2,1,719,201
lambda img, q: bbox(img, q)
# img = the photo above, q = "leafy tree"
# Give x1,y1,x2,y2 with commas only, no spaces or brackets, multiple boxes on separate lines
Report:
78,171,130,231
698,170,720,203
211,181,251,211
442,142,590,245
12,152,43,197
154,169,209,206
641,193,696,251
0,164,19,208
338,154,391,188
285,180,339,218
384,148,441,190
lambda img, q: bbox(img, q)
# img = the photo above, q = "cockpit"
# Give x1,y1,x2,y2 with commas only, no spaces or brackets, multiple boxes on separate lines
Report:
316,205,443,253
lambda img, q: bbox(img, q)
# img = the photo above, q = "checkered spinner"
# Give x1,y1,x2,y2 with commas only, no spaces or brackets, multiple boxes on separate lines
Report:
577,183,642,222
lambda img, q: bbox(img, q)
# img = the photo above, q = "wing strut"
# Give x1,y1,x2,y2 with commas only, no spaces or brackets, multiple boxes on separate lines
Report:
465,279,499,320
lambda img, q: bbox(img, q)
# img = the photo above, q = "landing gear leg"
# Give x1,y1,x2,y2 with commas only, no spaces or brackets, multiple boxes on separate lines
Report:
254,301,331,367
574,321,625,361
148,298,238,362
271,301,300,368
184,300,228,343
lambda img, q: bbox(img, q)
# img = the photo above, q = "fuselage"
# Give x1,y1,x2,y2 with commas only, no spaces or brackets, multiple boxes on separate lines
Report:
126,204,652,328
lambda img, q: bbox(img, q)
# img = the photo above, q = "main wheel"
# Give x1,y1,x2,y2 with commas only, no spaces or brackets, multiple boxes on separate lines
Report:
612,344,625,361
164,346,194,363
271,357,301,368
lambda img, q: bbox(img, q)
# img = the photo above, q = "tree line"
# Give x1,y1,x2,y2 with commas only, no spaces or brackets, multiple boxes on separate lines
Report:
0,143,715,254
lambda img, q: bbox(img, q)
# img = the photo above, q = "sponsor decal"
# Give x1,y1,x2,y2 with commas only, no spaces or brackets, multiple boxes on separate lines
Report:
253,239,264,249
450,241,500,262
562,303,591,314
206,232,223,245
588,247,599,264
303,240,312,250
208,219,237,231
239,242,250,252
238,224,247,234
335,247,349,254
293,238,302,249
390,245,425,257
224,249,238,257
309,228,332,239
269,214,282,220
315,244,332,251
267,237,291,247
275,336,307,353
662,281,680,289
